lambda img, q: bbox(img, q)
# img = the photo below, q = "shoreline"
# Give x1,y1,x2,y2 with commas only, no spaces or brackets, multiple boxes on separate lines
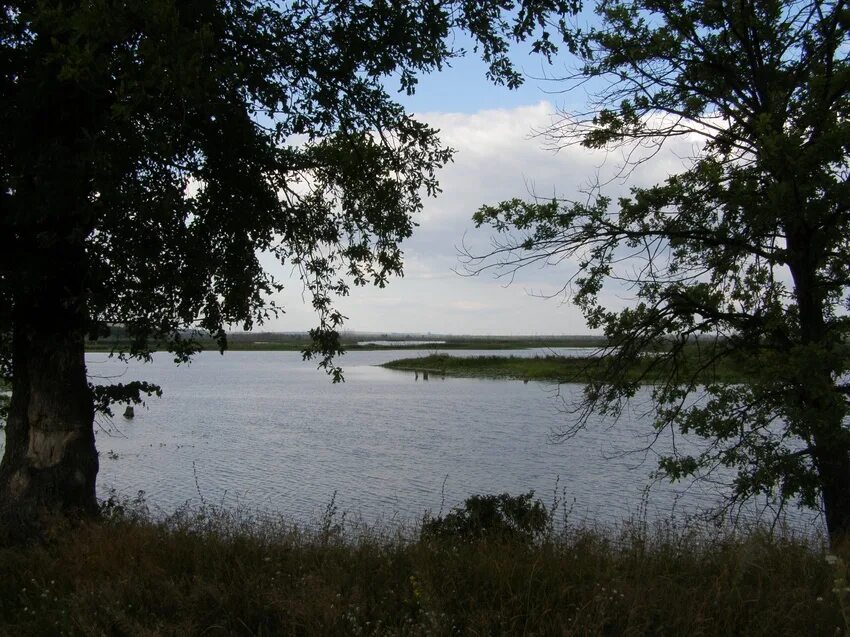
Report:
84,336,607,353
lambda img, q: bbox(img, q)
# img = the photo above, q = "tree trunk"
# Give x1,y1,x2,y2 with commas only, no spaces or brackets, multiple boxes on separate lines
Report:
787,232,850,546
0,37,103,518
0,316,98,516
814,439,850,545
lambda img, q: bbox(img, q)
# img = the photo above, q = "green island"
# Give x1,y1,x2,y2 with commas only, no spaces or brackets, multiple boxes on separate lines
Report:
382,352,750,384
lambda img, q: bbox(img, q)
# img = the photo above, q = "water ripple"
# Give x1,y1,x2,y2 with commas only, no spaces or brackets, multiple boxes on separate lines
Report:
2,349,824,533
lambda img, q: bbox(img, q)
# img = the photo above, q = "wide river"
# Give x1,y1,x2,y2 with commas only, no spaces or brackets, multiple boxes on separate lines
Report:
15,349,827,533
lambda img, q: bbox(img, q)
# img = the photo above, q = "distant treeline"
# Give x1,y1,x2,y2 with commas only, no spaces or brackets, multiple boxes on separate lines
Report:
85,327,607,353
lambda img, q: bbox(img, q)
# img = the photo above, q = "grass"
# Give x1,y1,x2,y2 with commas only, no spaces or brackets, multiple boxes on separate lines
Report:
382,353,749,384
383,353,594,381
0,497,843,636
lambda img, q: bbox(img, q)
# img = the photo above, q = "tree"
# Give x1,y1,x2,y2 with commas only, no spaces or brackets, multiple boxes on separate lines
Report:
467,0,850,542
0,0,572,516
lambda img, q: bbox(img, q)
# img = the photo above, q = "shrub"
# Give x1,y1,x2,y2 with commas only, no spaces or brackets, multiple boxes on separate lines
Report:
421,491,548,544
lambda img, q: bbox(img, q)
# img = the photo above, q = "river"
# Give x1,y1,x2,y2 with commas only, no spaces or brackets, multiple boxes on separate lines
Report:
5,349,825,533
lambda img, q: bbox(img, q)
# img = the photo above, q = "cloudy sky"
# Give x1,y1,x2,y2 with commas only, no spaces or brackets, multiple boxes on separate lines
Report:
262,47,700,336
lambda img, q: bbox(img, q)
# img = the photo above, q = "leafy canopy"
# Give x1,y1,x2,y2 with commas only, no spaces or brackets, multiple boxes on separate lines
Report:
0,0,573,406
468,0,850,520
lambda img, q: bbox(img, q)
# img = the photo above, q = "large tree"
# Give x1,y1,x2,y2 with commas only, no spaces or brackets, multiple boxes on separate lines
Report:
467,0,850,542
0,0,571,515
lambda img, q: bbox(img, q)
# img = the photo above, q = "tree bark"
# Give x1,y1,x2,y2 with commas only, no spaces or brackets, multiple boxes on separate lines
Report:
813,439,850,545
0,309,98,517
787,232,850,545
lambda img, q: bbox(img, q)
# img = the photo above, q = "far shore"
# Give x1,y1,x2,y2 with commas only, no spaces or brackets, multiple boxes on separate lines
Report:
84,334,607,353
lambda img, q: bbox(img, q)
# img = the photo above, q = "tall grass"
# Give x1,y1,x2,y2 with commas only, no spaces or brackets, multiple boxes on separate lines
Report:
0,493,843,636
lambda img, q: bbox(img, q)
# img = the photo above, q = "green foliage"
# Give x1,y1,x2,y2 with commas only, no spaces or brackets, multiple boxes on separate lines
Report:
0,0,573,391
421,492,549,543
467,0,850,539
89,383,163,418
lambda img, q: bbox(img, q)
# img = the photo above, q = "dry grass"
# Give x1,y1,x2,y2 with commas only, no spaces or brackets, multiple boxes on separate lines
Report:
0,499,843,636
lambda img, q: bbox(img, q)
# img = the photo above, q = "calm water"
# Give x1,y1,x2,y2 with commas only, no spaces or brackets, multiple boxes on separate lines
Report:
7,349,825,532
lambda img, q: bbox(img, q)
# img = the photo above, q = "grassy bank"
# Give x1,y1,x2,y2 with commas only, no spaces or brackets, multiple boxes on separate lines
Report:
0,501,840,636
382,353,747,384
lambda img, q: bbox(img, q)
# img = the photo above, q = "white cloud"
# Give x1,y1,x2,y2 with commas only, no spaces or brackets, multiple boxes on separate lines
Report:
260,102,697,335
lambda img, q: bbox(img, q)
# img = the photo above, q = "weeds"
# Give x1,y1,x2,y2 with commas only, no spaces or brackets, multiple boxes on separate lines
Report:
0,494,841,636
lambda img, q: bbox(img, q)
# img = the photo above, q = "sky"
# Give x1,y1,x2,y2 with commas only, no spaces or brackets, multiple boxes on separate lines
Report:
260,42,699,336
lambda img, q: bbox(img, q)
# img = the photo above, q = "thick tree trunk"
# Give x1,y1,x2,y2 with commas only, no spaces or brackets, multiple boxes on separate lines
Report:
787,233,850,545
814,439,850,545
0,316,98,516
0,34,104,518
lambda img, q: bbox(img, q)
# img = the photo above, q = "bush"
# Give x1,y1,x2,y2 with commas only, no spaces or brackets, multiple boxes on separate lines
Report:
421,491,548,544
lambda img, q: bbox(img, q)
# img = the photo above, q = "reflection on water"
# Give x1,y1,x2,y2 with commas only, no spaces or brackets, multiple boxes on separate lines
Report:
3,349,823,533
356,340,446,346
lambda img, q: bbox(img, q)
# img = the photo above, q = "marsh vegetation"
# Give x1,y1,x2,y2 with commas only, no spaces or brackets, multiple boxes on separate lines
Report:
382,351,751,384
0,495,841,636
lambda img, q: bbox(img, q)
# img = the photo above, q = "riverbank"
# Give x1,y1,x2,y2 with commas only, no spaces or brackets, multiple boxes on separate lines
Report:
381,352,746,383
0,501,838,636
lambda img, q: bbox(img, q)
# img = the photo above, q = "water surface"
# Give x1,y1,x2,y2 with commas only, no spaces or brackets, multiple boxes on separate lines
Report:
6,349,824,532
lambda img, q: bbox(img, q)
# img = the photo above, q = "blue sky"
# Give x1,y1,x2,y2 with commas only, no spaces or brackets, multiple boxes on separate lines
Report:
261,38,694,336
395,39,566,114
